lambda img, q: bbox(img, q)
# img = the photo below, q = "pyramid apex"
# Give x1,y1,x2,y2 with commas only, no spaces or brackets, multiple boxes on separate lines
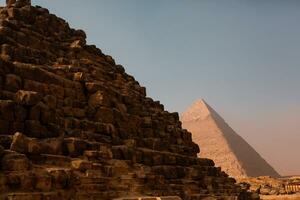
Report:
181,98,212,122
194,98,208,106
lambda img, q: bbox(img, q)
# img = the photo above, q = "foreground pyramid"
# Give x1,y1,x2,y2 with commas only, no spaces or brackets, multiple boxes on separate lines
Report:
181,99,280,178
0,1,255,199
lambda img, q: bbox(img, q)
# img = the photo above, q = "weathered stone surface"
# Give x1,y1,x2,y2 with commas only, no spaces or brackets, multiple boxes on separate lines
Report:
43,95,57,109
14,90,41,106
0,100,15,120
71,159,92,171
10,132,63,155
88,90,110,108
5,74,22,92
0,3,255,200
1,151,29,171
63,137,89,157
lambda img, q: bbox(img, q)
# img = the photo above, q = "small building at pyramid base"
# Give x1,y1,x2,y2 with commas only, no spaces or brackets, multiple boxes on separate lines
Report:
181,99,280,179
0,1,256,200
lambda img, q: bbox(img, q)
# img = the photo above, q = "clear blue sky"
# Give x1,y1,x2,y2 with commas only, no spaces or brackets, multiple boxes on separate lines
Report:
2,0,300,175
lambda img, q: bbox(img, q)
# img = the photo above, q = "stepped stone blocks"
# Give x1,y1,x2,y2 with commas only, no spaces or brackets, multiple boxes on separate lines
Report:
0,1,255,199
181,100,280,178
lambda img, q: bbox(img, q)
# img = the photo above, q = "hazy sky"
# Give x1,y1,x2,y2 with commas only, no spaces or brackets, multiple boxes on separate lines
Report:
2,0,299,175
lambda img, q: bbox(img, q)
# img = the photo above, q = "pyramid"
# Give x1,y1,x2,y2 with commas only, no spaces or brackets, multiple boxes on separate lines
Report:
0,1,256,199
181,99,280,178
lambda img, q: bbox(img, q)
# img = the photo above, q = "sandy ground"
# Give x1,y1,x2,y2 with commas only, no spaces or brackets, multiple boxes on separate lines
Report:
260,194,300,200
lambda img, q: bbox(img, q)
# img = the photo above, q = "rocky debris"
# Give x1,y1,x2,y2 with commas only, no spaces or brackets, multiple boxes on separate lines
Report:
0,3,256,200
181,99,280,178
238,176,300,197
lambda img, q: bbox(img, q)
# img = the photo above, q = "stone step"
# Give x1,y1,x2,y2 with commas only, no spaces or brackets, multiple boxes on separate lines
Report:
0,191,59,200
1,150,30,171
83,149,113,161
79,177,110,185
29,154,71,167
82,130,112,143
77,183,108,192
75,191,111,200
187,194,213,200
152,166,189,179
85,169,103,178
111,146,199,167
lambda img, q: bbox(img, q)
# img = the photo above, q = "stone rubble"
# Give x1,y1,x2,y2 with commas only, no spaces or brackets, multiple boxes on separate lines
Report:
0,1,256,199
238,176,300,196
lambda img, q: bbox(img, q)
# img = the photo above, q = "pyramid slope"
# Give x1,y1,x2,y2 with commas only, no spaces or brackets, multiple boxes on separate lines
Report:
181,99,280,178
0,2,255,199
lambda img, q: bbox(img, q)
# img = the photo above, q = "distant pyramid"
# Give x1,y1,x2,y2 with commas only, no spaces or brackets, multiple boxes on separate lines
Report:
181,99,280,178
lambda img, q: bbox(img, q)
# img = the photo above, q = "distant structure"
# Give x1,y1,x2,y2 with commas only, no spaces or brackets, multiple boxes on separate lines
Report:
285,182,300,193
181,99,280,178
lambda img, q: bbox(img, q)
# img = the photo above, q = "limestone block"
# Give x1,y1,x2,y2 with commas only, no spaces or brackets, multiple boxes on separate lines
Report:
47,169,70,189
85,82,104,93
24,120,49,138
94,107,114,123
110,160,130,176
48,84,64,100
24,79,48,94
88,90,110,108
43,95,57,109
105,55,115,65
14,105,27,122
142,117,152,128
63,138,89,157
160,197,182,200
29,102,45,120
35,173,52,192
70,39,85,49
73,72,84,82
72,108,85,119
5,173,21,190
5,74,22,92
152,153,163,166
4,193,43,200
0,100,15,121
18,172,36,191
14,90,41,106
1,151,29,171
163,153,177,165
10,132,63,155
197,158,215,167
71,159,92,171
